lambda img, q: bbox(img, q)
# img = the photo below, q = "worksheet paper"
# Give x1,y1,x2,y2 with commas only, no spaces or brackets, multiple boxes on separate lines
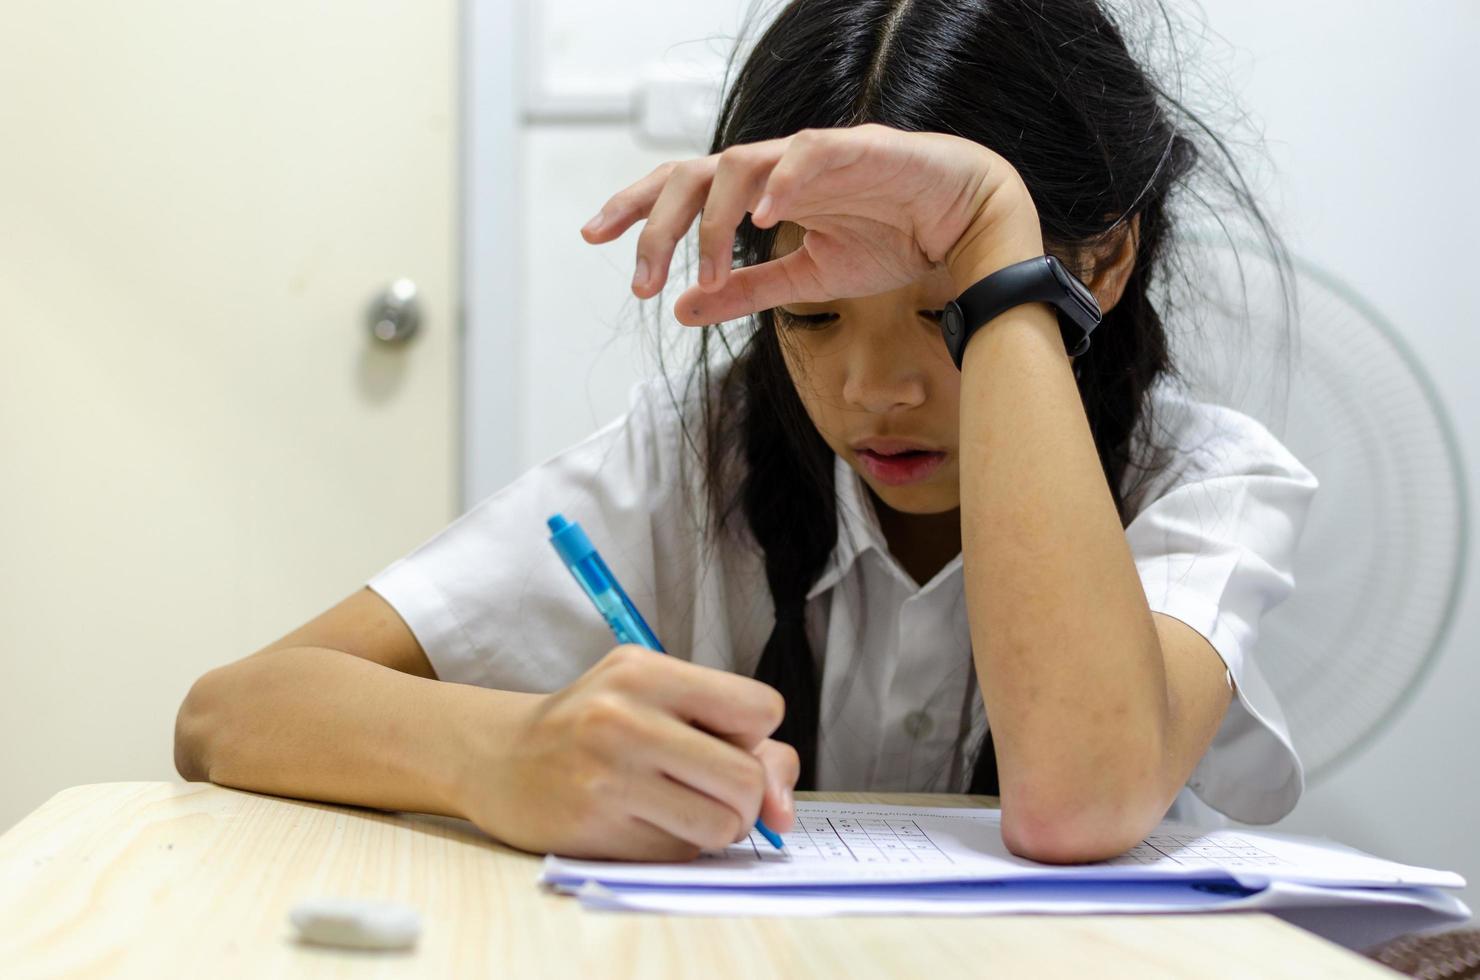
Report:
561,877,1467,921
555,876,1471,948
539,802,1466,894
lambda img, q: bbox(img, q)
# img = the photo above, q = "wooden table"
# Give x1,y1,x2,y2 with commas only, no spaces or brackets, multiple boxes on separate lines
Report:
0,782,1394,978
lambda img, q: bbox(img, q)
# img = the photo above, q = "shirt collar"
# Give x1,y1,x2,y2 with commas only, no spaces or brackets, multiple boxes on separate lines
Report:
806,454,893,601
806,453,969,600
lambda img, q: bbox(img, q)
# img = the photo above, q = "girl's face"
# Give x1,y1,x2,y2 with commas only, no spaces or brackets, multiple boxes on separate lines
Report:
769,222,964,516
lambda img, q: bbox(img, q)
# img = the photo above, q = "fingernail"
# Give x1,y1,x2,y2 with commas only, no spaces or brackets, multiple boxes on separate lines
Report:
582,210,606,233
633,257,648,290
754,195,773,222
699,257,714,287
783,787,794,820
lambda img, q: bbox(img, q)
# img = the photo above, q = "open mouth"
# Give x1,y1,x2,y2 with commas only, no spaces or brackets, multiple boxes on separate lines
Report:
855,447,947,486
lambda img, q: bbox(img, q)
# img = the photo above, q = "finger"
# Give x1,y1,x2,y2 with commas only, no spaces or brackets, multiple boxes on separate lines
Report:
752,126,871,229
626,771,756,852
596,646,785,743
619,818,706,862
623,708,768,831
555,814,703,863
579,160,677,244
696,140,788,293
752,739,800,833
630,157,719,298
671,246,827,327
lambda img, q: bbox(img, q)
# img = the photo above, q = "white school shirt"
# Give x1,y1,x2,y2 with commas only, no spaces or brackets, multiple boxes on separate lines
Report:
368,371,1319,827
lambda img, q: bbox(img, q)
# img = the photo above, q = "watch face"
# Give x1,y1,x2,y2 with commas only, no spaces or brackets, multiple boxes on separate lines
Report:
1053,258,1101,313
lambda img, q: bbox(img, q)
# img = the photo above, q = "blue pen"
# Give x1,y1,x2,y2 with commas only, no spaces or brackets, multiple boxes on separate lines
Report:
546,513,785,850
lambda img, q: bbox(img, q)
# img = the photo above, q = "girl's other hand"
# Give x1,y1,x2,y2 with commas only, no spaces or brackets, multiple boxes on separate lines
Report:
456,645,800,861
579,122,1045,326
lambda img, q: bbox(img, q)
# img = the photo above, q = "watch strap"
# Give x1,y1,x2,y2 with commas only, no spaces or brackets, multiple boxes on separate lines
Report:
941,255,1101,368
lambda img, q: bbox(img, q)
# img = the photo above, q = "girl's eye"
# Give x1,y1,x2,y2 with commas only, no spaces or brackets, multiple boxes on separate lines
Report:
779,310,944,329
778,311,838,331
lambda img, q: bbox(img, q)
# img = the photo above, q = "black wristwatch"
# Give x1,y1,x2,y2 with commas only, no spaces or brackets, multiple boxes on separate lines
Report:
940,254,1102,369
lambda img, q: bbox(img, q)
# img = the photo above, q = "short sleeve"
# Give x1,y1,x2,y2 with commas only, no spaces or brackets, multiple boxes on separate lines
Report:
1122,383,1320,824
366,377,700,690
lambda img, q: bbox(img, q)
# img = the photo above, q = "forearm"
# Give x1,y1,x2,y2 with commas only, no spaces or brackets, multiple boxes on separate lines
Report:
949,243,1171,859
174,647,538,819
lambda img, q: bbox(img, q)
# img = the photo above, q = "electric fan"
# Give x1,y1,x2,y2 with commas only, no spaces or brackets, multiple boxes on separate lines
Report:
1158,237,1469,781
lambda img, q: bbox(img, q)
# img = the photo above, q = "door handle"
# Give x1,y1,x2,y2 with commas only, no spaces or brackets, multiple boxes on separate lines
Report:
366,279,421,345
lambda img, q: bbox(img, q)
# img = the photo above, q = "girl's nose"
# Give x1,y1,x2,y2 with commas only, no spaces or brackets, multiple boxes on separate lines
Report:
841,343,928,414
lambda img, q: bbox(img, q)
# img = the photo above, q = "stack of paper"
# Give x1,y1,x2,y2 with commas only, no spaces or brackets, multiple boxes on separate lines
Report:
539,802,1470,948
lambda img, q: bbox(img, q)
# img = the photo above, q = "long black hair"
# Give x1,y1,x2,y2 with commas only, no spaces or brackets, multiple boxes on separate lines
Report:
656,0,1289,792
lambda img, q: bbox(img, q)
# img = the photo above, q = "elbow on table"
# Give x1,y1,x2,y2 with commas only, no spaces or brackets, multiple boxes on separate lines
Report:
174,667,228,783
1000,797,1160,865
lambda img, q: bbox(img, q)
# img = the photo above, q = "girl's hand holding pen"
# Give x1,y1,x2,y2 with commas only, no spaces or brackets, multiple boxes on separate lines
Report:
580,122,1046,324
459,646,799,862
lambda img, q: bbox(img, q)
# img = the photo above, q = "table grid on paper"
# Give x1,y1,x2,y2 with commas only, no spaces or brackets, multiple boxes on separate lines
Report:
1102,833,1290,869
704,815,958,864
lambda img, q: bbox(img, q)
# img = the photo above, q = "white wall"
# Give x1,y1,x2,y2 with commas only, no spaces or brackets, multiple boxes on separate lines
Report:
500,0,1479,913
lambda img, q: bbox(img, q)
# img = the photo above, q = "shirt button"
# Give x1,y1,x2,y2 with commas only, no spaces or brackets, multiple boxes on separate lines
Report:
903,710,933,738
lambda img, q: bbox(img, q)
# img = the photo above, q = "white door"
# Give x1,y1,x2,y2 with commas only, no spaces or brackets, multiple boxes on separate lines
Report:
0,1,458,830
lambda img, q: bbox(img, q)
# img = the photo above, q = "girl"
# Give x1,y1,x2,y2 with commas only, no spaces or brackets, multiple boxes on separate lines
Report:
175,0,1316,864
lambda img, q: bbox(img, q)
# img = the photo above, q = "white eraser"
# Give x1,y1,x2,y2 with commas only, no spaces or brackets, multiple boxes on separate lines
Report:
289,897,421,950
